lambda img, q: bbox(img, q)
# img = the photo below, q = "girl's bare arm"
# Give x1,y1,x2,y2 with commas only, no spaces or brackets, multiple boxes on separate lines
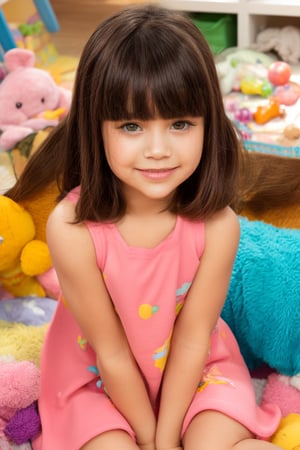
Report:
47,199,156,447
156,207,240,450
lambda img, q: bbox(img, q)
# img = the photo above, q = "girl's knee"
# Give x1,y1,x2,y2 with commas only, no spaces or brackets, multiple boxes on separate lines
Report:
183,410,254,450
80,429,139,450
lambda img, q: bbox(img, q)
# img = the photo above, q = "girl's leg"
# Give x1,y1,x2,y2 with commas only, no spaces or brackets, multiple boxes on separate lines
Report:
183,410,282,450
80,429,140,450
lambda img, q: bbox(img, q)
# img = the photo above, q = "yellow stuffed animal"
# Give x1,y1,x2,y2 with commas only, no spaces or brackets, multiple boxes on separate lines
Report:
271,414,300,449
0,196,52,297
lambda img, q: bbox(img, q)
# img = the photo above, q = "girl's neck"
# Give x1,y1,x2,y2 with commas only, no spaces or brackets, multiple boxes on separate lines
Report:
123,187,173,218
116,186,177,248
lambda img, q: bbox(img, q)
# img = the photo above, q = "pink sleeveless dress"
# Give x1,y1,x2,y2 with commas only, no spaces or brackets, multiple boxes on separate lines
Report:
33,188,280,449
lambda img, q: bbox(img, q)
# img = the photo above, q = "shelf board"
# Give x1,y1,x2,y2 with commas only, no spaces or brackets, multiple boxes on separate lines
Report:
159,0,239,14
159,0,300,48
247,0,300,15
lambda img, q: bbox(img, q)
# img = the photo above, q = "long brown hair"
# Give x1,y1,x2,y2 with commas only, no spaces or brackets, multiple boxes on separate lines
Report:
237,152,300,214
6,5,241,222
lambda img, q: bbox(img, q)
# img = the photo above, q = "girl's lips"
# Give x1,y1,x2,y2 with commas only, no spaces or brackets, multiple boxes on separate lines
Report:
137,168,177,180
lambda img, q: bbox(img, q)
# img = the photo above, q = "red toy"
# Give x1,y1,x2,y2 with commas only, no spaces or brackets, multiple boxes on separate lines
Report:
268,61,291,86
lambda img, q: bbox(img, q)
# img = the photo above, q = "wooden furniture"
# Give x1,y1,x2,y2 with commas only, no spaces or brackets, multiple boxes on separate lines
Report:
159,0,300,48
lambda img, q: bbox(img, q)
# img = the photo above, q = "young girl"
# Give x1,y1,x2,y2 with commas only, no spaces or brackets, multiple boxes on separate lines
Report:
6,5,281,450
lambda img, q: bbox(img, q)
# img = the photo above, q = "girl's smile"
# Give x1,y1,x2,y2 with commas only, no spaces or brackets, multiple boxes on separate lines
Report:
136,167,179,180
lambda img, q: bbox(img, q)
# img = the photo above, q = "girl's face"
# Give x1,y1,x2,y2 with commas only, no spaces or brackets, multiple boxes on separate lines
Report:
102,117,204,208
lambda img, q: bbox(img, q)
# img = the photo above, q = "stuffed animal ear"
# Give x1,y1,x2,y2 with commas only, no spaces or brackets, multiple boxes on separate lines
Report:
4,49,36,72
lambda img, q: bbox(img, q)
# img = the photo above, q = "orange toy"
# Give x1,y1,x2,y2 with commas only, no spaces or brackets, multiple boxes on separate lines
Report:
253,99,285,125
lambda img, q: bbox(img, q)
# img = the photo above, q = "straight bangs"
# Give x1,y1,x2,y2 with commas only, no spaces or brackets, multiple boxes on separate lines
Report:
97,26,208,121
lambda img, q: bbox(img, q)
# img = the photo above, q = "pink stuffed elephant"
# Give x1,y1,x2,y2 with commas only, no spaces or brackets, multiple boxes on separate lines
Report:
0,48,72,151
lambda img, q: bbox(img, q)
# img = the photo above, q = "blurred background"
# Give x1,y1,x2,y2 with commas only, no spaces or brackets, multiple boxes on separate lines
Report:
50,0,150,56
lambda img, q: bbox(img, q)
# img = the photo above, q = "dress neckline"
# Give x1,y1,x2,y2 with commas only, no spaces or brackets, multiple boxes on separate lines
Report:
107,216,182,256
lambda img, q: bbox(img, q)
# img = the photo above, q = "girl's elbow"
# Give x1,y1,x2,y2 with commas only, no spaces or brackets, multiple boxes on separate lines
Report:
96,346,135,374
171,333,210,358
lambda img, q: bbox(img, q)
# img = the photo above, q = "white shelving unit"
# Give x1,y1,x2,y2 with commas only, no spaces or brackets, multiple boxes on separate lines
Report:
159,0,300,48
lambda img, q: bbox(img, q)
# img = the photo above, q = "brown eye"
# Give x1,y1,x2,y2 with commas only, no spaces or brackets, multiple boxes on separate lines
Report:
41,98,45,103
16,102,22,109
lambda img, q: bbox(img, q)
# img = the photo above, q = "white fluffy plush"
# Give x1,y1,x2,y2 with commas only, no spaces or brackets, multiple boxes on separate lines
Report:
253,26,300,64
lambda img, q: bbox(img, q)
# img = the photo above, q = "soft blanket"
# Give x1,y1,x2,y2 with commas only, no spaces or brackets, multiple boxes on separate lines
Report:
222,216,300,376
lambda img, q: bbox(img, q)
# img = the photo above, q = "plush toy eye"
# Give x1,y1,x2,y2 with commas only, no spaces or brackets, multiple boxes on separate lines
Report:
41,98,45,103
15,102,22,109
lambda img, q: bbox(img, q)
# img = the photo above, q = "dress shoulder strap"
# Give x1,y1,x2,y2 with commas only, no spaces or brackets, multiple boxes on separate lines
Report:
65,186,107,271
65,186,81,204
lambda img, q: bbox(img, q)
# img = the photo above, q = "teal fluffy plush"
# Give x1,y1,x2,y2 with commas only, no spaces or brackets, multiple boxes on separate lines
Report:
222,216,300,376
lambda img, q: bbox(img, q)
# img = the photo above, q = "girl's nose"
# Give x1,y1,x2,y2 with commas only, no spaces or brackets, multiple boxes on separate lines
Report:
144,133,171,159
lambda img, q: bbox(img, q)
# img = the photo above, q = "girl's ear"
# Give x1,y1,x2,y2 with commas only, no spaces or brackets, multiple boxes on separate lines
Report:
4,49,36,72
